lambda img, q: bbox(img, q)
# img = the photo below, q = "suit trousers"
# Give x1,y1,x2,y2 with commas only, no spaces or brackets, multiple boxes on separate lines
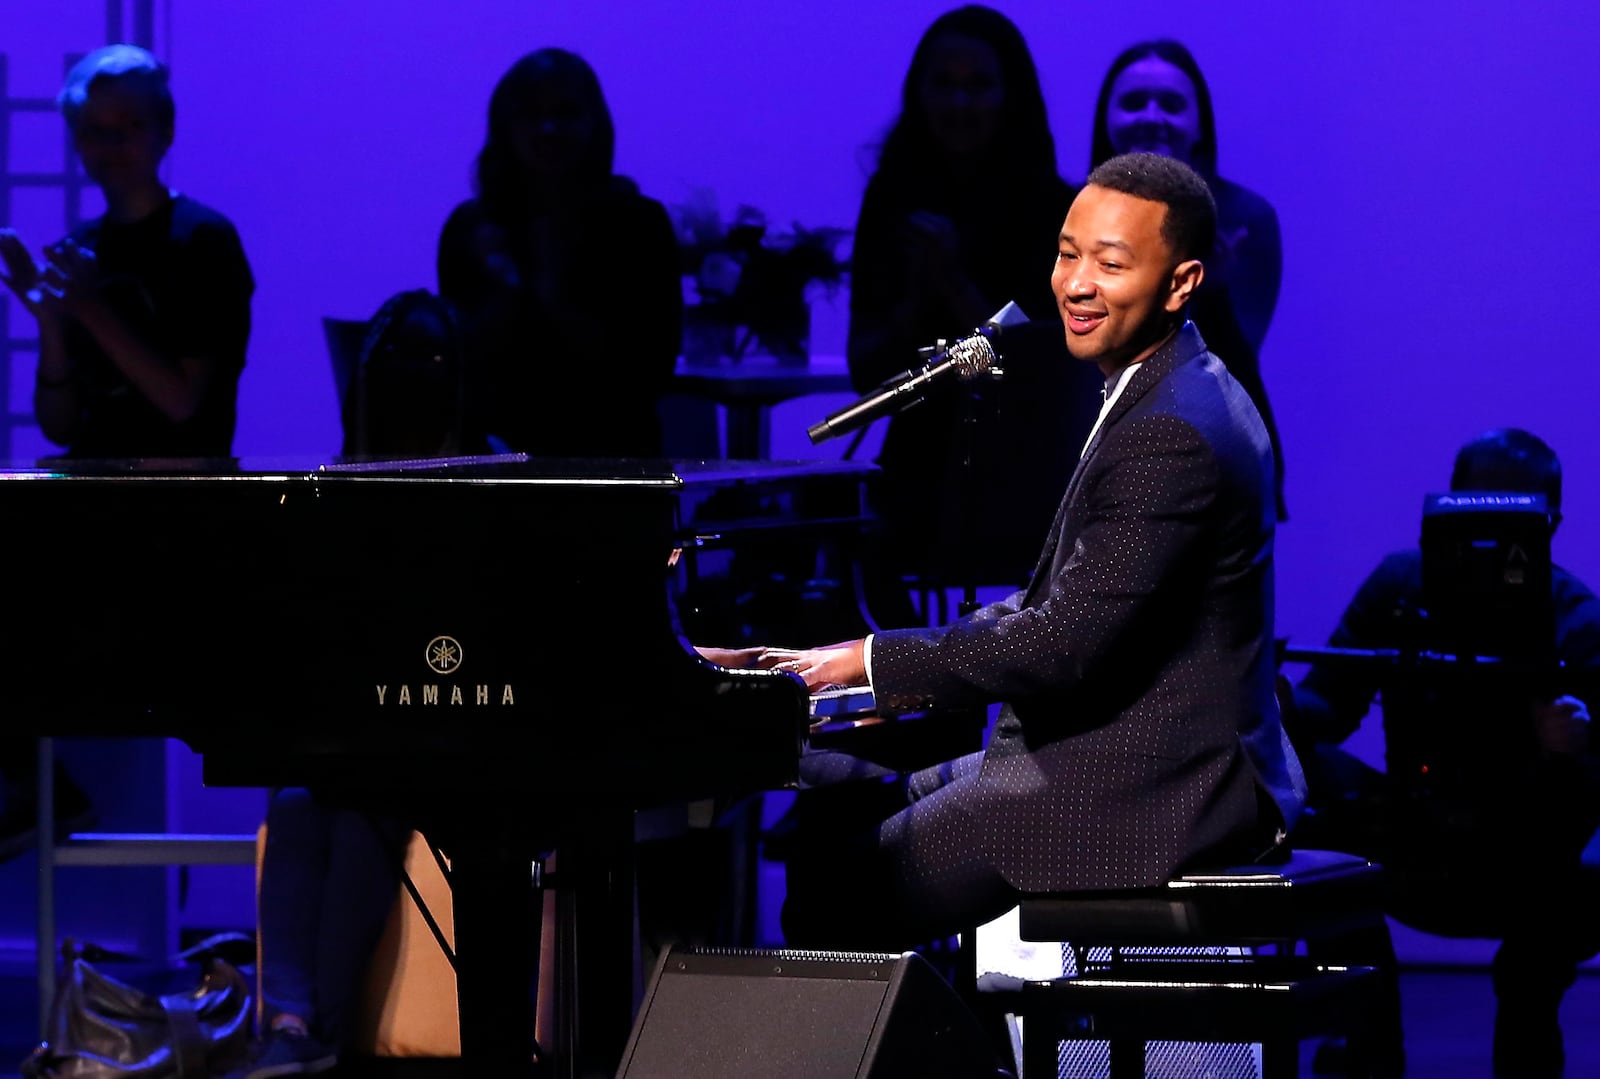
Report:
780,750,1019,952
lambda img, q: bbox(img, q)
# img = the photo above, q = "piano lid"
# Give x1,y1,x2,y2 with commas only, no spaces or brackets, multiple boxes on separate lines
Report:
0,450,878,801
0,452,874,490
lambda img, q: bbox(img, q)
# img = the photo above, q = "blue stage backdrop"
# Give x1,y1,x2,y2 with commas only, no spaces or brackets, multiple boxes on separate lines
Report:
3,0,1598,967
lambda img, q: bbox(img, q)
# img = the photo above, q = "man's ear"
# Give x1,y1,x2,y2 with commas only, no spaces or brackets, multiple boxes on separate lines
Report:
1165,259,1204,313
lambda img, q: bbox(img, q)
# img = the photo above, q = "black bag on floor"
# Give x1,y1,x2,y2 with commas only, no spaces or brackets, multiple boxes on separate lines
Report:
21,952,252,1078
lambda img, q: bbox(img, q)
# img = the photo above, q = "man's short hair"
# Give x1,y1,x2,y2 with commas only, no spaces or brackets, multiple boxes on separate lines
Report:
1084,151,1217,263
58,44,174,132
1450,427,1563,512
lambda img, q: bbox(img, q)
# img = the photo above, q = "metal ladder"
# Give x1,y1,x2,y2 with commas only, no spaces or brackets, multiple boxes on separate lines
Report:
33,737,259,1037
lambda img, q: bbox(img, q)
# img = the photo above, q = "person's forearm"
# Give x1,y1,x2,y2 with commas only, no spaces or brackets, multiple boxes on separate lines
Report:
34,314,69,382
32,319,80,445
74,304,209,422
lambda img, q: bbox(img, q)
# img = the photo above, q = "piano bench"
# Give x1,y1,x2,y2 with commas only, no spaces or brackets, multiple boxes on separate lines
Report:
985,849,1386,1079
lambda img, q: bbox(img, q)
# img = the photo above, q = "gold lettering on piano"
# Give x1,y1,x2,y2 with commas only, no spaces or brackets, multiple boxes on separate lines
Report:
371,684,517,705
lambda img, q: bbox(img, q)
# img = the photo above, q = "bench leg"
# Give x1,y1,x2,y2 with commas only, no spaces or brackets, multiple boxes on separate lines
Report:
1023,1022,1059,1079
1262,1039,1298,1079
1108,1038,1144,1079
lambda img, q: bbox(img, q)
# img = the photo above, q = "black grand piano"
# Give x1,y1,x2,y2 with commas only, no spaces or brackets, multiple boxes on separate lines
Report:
5,451,900,1078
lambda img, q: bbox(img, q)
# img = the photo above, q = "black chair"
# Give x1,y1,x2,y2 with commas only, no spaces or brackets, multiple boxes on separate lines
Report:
985,848,1386,1079
322,314,370,415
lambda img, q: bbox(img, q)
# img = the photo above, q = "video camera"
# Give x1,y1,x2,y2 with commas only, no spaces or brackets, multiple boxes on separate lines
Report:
1419,490,1555,662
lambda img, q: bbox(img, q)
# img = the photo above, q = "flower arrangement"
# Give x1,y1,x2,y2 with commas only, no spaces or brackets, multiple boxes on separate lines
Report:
674,187,850,364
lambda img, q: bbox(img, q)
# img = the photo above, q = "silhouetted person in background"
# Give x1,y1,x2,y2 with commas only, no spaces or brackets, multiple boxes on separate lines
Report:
0,43,253,860
1284,428,1600,1079
846,4,1100,627
235,292,493,1078
1090,38,1287,520
0,44,253,460
225,789,410,1078
340,289,484,459
436,47,681,458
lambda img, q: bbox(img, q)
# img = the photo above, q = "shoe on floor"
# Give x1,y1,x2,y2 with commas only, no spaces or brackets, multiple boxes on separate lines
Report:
221,1028,337,1079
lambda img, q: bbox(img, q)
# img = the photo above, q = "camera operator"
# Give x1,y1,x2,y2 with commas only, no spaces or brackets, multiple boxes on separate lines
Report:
1282,428,1600,1079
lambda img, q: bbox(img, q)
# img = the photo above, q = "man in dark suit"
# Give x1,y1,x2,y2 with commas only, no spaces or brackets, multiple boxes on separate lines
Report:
764,152,1305,950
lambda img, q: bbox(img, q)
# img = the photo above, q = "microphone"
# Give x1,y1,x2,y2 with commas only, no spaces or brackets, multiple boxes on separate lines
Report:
807,301,1029,444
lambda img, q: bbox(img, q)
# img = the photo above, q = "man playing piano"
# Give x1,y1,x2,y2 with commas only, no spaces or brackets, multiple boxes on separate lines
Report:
760,152,1305,951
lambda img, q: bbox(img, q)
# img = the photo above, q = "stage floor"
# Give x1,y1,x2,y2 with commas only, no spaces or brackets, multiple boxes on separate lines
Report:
0,960,1594,1077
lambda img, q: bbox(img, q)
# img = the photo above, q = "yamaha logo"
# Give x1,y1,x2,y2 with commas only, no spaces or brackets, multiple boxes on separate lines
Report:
373,635,514,707
426,635,464,674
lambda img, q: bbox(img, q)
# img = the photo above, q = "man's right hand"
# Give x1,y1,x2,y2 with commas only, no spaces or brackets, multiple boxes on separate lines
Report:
757,642,867,693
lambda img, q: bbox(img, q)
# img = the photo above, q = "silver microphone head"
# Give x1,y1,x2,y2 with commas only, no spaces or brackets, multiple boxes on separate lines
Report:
946,333,997,379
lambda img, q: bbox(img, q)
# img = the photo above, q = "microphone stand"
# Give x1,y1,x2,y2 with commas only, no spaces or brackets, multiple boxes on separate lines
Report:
951,349,1004,618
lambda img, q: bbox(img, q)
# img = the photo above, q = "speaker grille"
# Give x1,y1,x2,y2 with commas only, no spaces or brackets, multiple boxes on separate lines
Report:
620,945,1000,1078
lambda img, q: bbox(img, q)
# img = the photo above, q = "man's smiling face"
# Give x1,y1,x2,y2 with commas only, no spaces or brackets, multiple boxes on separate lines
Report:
1052,183,1198,375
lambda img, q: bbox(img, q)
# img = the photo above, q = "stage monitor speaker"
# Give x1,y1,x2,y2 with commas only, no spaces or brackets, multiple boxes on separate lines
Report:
617,945,1005,1078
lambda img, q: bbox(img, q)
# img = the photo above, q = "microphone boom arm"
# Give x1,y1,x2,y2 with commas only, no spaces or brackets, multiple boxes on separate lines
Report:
806,302,1025,445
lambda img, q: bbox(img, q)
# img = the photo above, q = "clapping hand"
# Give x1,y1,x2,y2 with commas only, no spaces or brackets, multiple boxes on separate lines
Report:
0,228,46,314
38,237,102,318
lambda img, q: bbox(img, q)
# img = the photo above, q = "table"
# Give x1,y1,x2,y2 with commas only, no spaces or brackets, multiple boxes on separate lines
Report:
670,355,854,459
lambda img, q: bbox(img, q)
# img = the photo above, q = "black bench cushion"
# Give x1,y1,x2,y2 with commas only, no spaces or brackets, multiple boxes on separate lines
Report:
1016,848,1383,946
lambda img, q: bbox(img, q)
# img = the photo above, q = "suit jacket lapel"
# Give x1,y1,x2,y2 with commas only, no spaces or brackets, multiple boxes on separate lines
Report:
1074,321,1207,478
1029,322,1209,584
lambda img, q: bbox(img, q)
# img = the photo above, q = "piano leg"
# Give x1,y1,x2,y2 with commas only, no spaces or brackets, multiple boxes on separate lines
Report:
549,807,638,1079
448,821,543,1074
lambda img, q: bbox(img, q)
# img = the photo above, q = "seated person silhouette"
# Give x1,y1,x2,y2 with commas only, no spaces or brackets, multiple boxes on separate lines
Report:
1283,428,1600,1079
226,789,411,1078
340,288,485,458
233,295,493,1078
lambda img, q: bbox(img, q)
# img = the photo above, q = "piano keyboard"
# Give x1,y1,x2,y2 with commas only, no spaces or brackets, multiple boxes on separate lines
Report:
808,685,878,720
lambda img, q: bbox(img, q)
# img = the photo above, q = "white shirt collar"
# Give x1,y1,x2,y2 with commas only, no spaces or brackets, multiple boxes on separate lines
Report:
1080,362,1139,458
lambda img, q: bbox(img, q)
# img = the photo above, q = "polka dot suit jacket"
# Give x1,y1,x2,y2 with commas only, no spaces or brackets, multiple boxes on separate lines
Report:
870,321,1306,893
